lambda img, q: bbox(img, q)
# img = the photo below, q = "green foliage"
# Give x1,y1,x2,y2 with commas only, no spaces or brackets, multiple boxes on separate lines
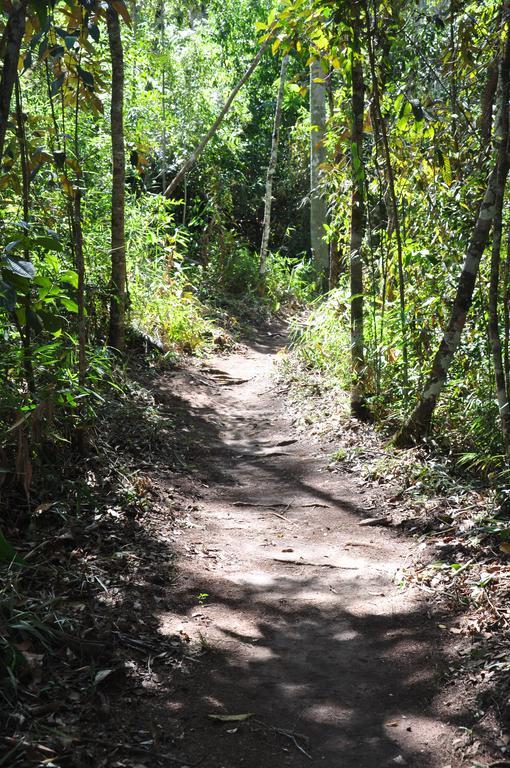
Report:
202,238,260,298
265,252,319,308
131,272,215,353
290,287,350,385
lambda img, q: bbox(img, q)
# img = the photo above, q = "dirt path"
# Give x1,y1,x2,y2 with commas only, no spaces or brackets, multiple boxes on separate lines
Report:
142,327,460,767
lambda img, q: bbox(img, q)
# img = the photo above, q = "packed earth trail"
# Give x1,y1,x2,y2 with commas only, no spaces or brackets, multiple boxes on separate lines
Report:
122,323,465,768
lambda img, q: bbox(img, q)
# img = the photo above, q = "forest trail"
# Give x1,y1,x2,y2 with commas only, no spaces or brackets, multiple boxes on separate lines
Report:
136,323,461,768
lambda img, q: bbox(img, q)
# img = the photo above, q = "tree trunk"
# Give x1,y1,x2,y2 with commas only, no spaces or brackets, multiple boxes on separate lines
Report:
259,54,289,284
349,8,368,419
365,1,408,384
327,72,342,289
164,40,269,198
107,7,127,352
0,0,27,162
504,229,510,399
73,189,87,386
395,19,510,447
309,58,329,279
14,76,34,395
488,89,510,452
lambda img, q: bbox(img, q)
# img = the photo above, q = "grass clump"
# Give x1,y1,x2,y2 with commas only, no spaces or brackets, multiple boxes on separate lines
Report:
289,288,350,385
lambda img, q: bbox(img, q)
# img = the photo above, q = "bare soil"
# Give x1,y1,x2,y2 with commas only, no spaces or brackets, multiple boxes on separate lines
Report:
127,325,464,768
5,324,481,768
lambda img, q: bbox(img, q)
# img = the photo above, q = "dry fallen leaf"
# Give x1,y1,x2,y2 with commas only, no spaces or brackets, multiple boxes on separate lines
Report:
94,669,114,685
208,713,254,722
499,542,510,554
358,516,391,527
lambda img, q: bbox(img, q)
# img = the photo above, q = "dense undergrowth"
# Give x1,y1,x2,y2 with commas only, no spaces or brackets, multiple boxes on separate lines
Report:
290,284,510,477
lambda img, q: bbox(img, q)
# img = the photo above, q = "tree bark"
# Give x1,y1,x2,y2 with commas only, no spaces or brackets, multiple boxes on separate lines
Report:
327,72,342,289
349,7,367,419
107,6,127,352
309,58,329,279
480,58,498,153
164,40,269,198
395,17,510,447
259,54,289,284
73,189,87,386
365,1,408,384
14,76,34,395
0,0,27,163
488,60,510,452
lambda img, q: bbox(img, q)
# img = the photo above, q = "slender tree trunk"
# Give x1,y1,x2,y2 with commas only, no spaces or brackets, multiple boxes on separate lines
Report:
349,8,368,419
0,0,26,163
395,18,510,447
14,77,34,395
259,54,289,284
310,59,329,279
488,116,510,451
365,2,408,384
164,40,269,198
327,72,342,289
504,229,510,397
158,0,167,192
73,189,87,386
489,216,510,453
107,7,127,352
480,58,498,154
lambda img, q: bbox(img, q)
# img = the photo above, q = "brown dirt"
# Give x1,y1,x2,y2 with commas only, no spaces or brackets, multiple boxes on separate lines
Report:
127,325,465,768
6,324,480,768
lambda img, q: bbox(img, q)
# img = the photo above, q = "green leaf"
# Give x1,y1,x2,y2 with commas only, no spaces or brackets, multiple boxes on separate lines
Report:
60,297,79,313
77,65,94,89
3,257,36,279
61,270,79,288
27,309,44,334
23,50,33,71
0,528,25,566
28,0,48,28
4,239,25,254
397,101,412,132
51,73,65,96
33,235,63,252
88,23,100,42
0,278,16,310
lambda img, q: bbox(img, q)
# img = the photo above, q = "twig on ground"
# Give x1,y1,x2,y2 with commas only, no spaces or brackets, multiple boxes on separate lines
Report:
252,718,312,759
272,558,358,569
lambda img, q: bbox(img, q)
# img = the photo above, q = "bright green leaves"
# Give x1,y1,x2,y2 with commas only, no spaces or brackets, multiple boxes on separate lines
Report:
395,94,425,132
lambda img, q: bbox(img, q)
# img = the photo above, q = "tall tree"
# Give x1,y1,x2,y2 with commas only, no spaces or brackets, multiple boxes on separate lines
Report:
259,53,289,285
396,14,510,446
349,0,367,419
365,0,408,385
0,0,27,162
309,58,329,279
164,40,269,198
107,4,127,352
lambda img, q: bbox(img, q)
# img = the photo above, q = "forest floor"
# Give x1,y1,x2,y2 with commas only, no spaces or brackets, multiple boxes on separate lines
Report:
4,321,510,768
